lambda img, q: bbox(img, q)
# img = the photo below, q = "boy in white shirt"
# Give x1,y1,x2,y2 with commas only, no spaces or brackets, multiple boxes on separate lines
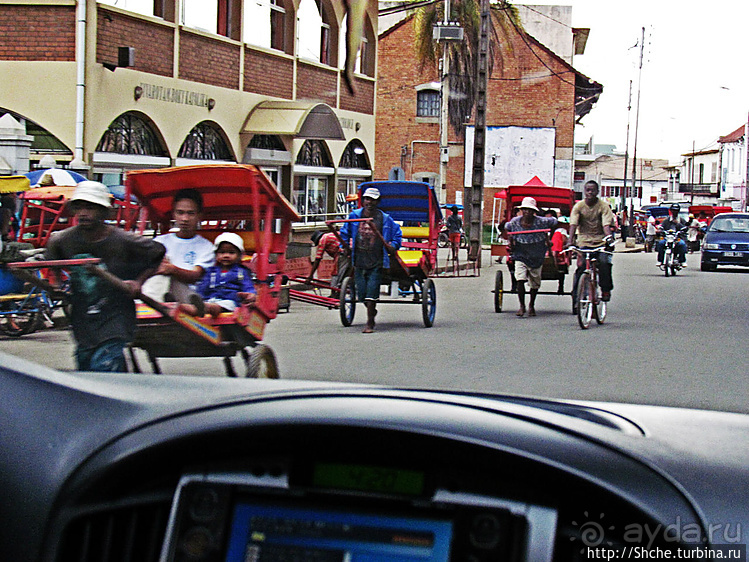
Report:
142,188,215,303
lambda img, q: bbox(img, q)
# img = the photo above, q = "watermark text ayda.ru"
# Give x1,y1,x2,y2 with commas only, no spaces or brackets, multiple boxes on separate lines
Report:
621,518,742,548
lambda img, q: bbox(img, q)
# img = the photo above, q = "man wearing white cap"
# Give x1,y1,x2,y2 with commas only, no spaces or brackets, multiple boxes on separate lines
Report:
504,196,557,317
45,181,165,372
339,186,403,333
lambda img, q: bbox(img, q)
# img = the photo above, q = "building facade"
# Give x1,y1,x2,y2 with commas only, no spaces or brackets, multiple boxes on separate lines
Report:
678,147,721,206
375,4,600,221
0,0,378,230
574,144,670,211
717,123,747,209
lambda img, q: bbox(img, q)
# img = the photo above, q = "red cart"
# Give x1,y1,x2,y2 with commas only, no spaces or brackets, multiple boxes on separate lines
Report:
124,164,299,378
492,181,576,313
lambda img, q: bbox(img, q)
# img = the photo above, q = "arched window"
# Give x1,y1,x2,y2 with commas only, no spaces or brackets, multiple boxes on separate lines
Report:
338,140,369,170
295,139,333,168
248,134,286,151
178,122,234,160
96,112,168,156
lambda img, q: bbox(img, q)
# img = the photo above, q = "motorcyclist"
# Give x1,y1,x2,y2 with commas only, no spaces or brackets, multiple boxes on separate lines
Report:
655,204,688,267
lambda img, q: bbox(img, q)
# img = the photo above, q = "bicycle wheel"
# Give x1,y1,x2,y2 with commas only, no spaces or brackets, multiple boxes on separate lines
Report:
421,278,436,327
594,283,607,324
494,270,504,313
0,301,42,337
576,272,593,329
339,275,356,326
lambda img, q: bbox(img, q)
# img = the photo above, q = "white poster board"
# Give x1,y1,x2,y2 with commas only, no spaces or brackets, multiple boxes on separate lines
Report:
464,126,556,187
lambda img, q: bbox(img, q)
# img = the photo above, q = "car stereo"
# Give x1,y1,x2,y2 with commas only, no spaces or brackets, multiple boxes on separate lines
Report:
160,462,557,561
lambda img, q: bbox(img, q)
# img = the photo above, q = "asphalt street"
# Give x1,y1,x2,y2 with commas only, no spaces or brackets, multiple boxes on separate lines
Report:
3,246,748,413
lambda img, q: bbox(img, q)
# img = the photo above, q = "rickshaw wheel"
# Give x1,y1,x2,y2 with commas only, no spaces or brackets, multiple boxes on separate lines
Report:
246,344,279,379
576,273,593,329
0,302,42,337
339,276,356,327
421,278,436,327
494,271,504,313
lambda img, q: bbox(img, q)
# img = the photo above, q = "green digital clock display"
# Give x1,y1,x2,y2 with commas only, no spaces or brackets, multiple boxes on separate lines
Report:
312,463,425,496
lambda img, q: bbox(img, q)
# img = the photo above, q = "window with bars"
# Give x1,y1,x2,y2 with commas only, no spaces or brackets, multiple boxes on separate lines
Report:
417,90,440,118
178,122,234,160
96,112,168,156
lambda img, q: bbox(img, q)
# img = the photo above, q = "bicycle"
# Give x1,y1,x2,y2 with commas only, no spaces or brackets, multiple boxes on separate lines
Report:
568,244,613,329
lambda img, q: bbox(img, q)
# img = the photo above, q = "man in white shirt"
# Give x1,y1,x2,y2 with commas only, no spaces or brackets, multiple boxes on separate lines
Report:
645,214,657,253
141,188,215,302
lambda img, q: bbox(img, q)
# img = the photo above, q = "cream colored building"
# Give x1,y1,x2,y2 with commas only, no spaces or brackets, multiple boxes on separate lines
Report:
0,0,378,228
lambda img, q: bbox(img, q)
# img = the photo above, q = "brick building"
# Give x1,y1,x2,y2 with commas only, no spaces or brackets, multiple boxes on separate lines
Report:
375,5,601,222
0,0,378,231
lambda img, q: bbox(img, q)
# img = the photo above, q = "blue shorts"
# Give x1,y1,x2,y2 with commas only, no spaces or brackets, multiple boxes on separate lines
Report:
76,338,128,372
354,268,382,302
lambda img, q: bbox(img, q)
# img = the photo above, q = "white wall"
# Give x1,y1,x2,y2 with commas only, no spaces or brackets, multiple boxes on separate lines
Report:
464,126,556,187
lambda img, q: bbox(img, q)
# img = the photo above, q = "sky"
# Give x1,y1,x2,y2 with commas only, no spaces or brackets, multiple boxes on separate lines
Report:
540,0,749,163
103,0,749,165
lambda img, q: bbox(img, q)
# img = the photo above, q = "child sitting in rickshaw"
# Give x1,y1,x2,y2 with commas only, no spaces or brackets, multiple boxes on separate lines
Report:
178,232,256,318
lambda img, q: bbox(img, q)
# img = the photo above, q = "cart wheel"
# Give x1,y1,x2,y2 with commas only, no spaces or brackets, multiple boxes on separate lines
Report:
246,344,279,379
339,275,356,326
421,278,436,327
0,301,42,337
494,270,504,313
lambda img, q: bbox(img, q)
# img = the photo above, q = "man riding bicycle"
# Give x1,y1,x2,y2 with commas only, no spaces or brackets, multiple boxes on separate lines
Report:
566,180,615,308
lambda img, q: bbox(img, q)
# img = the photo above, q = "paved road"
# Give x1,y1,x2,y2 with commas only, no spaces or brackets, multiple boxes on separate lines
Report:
3,247,748,413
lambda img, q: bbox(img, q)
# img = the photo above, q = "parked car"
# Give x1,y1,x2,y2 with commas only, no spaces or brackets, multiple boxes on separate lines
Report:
2,351,749,562
700,212,749,271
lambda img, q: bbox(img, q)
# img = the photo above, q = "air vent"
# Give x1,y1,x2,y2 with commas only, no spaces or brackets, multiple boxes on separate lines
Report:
58,500,170,562
433,23,464,41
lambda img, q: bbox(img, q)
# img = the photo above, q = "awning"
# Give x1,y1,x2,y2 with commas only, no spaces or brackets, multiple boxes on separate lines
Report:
241,101,345,141
0,175,31,193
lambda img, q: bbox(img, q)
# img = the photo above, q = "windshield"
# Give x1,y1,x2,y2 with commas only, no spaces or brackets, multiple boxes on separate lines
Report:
710,217,749,233
2,0,749,418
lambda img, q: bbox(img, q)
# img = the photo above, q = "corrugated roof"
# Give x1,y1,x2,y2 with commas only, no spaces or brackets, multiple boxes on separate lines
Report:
718,124,745,144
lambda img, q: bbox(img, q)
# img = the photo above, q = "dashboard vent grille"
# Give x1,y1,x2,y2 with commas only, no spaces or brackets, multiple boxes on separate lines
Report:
58,500,170,562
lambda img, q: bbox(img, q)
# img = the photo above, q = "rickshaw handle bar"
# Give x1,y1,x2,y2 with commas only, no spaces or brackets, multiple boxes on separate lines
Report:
505,228,551,235
7,258,102,269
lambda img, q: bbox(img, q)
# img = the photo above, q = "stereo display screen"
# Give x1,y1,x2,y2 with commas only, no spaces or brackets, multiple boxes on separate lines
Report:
224,501,453,561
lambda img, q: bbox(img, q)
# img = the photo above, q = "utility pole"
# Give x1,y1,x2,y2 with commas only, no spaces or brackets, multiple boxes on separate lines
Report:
465,0,490,264
630,27,645,221
439,0,450,205
690,140,695,204
434,0,463,205
622,80,632,213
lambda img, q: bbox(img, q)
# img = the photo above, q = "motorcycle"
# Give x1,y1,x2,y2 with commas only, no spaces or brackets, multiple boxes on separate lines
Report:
659,227,688,277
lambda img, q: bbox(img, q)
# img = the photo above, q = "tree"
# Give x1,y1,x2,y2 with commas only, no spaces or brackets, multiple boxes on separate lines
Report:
413,0,521,136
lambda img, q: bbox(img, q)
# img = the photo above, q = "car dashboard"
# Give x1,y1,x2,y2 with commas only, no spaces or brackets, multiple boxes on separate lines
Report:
1,352,748,562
